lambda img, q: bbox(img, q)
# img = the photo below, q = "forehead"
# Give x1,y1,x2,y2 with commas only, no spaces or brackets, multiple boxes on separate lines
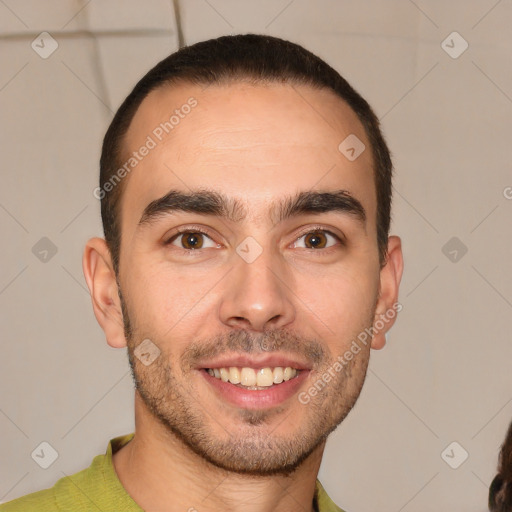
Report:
120,80,375,231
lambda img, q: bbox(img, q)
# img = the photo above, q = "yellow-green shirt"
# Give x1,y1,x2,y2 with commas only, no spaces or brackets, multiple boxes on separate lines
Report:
0,433,345,511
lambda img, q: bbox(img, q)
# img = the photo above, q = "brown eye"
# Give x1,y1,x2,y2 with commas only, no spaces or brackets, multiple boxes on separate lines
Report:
293,230,341,250
168,231,217,250
304,232,327,249
180,232,204,249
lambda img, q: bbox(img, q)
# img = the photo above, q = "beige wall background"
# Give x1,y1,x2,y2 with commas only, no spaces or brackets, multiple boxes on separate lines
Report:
1,1,511,510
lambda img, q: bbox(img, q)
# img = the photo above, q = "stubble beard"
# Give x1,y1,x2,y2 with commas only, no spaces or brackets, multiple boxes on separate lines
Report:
119,289,374,476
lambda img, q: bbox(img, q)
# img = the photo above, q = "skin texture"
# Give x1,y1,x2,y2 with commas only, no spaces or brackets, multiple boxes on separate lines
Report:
83,81,403,512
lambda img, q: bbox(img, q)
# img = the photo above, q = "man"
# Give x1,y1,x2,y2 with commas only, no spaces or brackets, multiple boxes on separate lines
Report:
1,34,403,511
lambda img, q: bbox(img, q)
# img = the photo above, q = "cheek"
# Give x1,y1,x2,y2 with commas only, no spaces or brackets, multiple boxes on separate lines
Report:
123,261,218,340
295,264,379,345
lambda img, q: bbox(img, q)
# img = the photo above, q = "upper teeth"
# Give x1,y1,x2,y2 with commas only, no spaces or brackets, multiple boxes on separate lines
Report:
207,367,298,387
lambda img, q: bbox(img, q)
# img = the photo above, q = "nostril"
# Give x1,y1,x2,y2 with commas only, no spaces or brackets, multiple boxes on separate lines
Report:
228,317,252,328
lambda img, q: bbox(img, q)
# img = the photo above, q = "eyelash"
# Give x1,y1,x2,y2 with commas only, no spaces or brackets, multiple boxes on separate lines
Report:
164,226,213,246
293,226,344,251
164,225,344,253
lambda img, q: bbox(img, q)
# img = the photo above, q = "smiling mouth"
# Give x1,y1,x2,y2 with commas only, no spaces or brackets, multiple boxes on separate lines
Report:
205,366,300,390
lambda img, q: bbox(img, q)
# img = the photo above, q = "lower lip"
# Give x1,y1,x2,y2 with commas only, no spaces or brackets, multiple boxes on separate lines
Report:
200,369,310,409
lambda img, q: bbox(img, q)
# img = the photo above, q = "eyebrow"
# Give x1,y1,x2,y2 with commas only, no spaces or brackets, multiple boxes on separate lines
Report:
138,188,366,228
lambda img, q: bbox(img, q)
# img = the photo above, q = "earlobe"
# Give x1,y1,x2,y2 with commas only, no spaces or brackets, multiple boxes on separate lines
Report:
371,235,404,350
82,237,127,348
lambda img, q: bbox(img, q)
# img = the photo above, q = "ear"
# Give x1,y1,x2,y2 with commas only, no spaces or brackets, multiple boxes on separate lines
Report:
371,235,404,350
82,237,127,348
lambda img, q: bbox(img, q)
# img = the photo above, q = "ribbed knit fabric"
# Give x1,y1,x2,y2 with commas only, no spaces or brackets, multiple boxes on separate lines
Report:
1,433,345,512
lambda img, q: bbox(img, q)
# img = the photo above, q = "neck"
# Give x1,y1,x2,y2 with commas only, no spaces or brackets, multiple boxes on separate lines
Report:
113,392,325,512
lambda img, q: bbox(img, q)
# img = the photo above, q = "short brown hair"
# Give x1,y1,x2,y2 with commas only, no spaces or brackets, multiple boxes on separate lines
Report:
489,420,512,511
99,34,393,274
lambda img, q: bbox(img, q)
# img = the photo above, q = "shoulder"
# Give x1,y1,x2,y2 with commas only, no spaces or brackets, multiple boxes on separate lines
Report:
0,487,58,512
1,434,137,512
0,458,105,512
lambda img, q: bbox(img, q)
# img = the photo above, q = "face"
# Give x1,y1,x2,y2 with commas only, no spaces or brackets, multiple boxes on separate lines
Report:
96,81,398,476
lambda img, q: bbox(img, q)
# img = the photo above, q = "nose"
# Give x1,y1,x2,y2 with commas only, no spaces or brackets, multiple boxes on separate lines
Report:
218,247,296,332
